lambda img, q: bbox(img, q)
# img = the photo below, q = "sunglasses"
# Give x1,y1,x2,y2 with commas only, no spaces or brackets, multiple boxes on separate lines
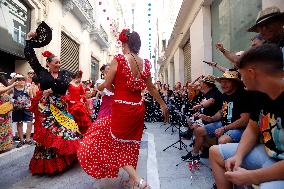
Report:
28,72,34,74
16,78,25,81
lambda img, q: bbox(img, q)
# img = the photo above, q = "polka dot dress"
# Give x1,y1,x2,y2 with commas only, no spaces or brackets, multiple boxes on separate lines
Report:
77,54,151,179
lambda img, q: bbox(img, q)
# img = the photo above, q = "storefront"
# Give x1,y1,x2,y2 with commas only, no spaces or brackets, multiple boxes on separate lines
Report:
0,0,30,75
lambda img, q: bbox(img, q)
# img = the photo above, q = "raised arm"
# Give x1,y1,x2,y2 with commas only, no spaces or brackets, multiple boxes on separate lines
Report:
24,32,45,75
216,43,240,66
204,61,228,73
0,82,16,95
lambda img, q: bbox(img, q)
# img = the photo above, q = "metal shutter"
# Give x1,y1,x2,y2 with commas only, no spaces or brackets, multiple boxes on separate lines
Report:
183,40,191,82
60,32,79,72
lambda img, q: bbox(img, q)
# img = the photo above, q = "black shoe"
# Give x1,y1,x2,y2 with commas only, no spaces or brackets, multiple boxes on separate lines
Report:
200,147,209,158
26,140,35,145
16,141,25,148
211,183,217,189
179,130,188,138
179,129,193,139
181,151,200,161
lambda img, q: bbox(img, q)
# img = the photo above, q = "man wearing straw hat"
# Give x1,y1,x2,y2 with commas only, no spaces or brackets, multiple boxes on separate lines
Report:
248,6,284,59
182,70,250,161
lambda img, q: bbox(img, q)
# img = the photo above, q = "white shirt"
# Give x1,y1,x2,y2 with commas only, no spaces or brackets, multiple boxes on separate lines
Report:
95,79,114,96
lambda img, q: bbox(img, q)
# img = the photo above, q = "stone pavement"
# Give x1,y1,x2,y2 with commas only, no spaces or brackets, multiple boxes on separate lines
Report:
0,122,214,189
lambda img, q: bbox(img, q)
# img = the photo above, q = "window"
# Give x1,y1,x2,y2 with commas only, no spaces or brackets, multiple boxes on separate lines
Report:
0,0,30,58
91,57,99,81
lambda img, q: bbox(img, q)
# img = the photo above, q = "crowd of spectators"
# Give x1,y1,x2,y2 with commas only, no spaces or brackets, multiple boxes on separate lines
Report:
144,6,284,189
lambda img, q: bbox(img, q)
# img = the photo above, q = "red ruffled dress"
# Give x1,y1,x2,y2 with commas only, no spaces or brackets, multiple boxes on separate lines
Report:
77,54,151,178
66,84,91,134
25,22,82,175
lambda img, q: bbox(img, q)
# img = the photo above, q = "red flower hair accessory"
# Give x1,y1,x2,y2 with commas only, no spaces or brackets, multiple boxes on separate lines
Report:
42,51,54,57
119,29,130,43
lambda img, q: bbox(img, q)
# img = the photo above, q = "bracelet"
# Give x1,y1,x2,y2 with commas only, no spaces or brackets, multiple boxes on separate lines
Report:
220,49,226,53
223,126,227,132
214,63,217,67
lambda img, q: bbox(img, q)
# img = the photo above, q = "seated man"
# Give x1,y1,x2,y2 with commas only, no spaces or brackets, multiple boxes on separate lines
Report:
180,75,223,139
210,44,284,188
182,70,250,161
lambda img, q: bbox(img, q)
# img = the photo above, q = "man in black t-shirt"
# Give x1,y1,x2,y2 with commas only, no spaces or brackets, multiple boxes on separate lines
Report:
192,75,223,117
180,76,222,139
182,71,250,161
210,44,284,188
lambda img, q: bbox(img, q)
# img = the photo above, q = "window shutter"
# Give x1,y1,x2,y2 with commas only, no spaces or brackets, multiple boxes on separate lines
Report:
183,40,191,82
60,32,79,73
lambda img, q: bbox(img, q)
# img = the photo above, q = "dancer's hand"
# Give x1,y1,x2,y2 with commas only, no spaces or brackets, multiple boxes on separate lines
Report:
43,88,53,98
161,104,169,123
27,31,37,40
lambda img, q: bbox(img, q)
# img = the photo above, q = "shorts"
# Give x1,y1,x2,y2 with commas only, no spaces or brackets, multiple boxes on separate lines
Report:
12,109,33,123
219,143,284,189
204,121,244,142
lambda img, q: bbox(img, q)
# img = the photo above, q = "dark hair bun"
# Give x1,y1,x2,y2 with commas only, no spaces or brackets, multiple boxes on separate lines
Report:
127,31,141,54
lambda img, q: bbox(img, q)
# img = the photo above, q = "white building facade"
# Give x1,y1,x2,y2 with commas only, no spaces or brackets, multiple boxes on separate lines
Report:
158,0,284,88
0,0,125,81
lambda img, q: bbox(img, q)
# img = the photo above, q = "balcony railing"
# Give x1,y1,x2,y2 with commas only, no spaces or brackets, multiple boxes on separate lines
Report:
90,25,109,49
62,0,94,31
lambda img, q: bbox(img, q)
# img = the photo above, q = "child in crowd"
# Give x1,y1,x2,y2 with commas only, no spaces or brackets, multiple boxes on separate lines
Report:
11,74,34,148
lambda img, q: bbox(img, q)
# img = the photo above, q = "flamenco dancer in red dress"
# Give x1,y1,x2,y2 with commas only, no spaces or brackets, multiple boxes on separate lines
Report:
77,29,169,188
66,71,91,134
25,22,82,175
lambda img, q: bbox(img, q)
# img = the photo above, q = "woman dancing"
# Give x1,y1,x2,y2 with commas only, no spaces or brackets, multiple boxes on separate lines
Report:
78,29,169,188
25,22,82,175
95,64,114,119
66,70,91,134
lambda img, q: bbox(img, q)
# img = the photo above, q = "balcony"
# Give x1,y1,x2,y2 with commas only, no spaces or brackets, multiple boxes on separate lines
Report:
90,25,109,49
62,0,94,31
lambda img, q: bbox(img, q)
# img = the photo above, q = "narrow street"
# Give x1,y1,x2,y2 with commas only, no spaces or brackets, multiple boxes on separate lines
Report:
0,122,214,189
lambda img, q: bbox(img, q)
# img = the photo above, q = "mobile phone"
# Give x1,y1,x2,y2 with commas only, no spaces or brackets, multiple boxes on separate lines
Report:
203,60,210,64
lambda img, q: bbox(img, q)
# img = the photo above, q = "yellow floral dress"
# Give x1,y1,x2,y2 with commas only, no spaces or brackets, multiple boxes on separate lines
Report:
0,93,13,152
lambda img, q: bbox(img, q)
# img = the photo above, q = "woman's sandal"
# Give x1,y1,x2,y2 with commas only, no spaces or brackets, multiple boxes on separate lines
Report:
132,178,151,189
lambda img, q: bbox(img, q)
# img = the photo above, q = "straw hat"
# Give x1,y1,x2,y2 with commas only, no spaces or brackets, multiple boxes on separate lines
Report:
200,75,216,84
216,70,241,82
248,6,284,32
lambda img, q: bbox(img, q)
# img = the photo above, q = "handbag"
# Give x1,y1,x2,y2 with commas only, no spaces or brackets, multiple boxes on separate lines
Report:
0,102,13,115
